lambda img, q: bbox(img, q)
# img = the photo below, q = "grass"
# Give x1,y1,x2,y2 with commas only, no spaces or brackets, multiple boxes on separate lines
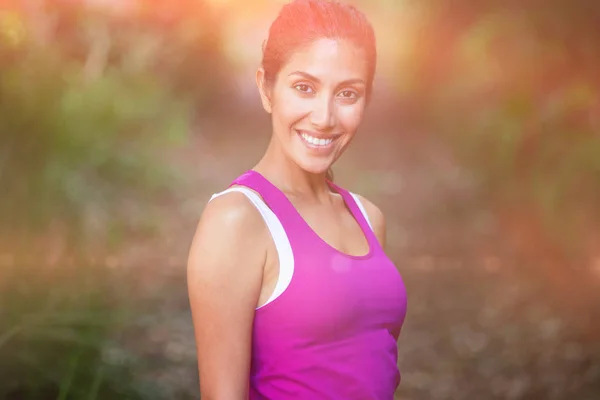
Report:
0,257,155,400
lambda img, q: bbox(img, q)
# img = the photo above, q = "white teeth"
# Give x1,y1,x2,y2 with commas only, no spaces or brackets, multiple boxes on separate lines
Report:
300,132,334,146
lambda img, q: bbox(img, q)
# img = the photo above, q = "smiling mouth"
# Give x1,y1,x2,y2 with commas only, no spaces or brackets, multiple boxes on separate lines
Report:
296,130,339,148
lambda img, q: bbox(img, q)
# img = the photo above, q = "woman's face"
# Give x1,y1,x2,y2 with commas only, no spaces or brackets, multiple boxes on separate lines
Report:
258,38,369,175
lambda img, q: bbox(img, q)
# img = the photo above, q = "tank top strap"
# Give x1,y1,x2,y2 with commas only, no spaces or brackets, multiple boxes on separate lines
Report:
327,181,380,249
230,170,307,238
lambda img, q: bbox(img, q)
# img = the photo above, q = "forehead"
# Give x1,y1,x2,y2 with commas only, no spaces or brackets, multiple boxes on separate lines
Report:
280,38,369,83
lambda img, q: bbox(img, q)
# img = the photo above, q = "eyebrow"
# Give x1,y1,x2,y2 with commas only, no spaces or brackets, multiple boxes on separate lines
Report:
288,71,365,86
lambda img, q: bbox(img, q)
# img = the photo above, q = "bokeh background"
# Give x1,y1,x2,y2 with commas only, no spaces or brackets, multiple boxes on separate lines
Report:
1,0,599,399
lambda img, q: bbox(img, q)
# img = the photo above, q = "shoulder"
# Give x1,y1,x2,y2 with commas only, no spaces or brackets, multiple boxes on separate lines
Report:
188,188,268,275
353,193,386,249
195,190,267,243
200,189,266,233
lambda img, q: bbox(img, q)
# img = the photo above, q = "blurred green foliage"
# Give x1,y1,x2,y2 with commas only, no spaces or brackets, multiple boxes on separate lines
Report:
0,48,187,230
0,0,227,232
402,1,600,253
0,1,227,398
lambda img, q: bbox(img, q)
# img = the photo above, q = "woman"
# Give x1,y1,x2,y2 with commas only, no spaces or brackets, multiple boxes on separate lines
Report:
187,0,408,398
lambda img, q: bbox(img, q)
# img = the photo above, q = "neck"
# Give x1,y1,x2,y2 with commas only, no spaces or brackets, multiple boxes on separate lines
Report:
254,135,332,202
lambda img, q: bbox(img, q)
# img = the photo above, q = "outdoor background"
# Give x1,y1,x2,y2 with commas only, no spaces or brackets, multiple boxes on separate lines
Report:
1,0,599,399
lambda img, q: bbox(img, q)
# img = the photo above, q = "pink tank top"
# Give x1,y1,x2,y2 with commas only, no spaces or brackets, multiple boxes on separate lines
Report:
231,170,408,400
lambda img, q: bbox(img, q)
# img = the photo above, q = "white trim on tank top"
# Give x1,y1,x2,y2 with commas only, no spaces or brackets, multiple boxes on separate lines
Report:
208,187,373,309
349,192,373,230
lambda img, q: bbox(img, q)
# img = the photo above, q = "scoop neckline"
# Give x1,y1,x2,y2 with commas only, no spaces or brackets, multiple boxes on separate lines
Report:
248,170,374,260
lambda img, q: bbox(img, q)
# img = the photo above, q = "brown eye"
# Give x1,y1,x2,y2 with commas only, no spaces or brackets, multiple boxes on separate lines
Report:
294,84,314,94
339,90,357,99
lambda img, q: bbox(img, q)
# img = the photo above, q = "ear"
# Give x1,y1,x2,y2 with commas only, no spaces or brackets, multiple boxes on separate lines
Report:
255,67,272,114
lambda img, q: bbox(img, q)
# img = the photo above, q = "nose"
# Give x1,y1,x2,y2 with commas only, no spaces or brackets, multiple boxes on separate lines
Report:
309,94,336,131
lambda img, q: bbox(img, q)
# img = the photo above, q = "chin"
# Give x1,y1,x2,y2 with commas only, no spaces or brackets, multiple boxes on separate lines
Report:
288,144,338,176
295,159,331,176
292,156,331,175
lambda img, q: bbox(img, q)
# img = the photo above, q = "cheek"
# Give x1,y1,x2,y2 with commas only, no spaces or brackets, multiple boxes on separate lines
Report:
273,90,310,125
336,103,365,132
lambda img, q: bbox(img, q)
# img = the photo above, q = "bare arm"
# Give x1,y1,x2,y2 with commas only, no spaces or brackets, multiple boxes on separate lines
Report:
187,192,268,400
356,194,387,250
